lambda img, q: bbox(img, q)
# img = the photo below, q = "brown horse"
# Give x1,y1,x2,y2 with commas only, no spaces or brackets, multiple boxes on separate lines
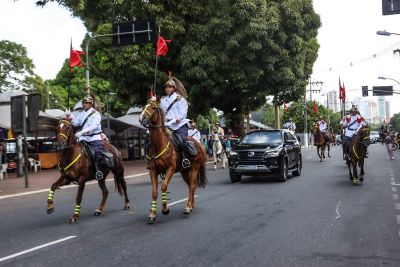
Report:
313,124,334,161
47,119,130,223
346,125,370,186
139,98,208,223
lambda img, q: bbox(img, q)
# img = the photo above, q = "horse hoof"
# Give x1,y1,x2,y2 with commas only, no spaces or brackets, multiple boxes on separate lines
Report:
360,177,364,182
320,159,323,162
94,210,102,216
183,208,192,215
69,217,77,224
222,166,226,169
124,204,130,210
162,208,170,215
147,217,156,224
47,207,54,214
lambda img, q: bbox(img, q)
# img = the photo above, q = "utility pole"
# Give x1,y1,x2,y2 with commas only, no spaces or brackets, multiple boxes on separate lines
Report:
304,79,323,148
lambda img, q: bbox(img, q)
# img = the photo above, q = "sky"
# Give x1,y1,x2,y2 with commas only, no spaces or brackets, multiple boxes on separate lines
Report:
312,0,400,116
1,0,400,115
0,0,86,79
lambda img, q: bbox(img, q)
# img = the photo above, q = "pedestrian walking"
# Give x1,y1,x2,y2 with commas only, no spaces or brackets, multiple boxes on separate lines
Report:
385,134,394,160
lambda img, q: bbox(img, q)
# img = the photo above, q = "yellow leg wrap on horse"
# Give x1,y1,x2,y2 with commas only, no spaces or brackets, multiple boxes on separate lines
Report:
74,205,81,214
150,201,157,212
48,190,54,200
161,192,167,204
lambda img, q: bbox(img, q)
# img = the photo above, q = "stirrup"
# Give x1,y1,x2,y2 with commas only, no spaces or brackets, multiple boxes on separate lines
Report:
95,171,104,180
182,158,191,168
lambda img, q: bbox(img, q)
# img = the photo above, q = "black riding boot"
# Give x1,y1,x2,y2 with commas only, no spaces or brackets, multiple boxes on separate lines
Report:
94,156,104,180
181,142,191,168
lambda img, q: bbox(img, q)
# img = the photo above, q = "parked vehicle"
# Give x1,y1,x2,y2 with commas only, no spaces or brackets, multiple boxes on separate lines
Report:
369,131,380,144
228,129,302,183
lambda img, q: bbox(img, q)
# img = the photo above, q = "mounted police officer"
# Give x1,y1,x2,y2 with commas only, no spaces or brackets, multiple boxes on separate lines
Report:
283,118,296,132
68,95,105,180
160,78,192,168
318,116,329,140
341,106,368,159
188,120,201,142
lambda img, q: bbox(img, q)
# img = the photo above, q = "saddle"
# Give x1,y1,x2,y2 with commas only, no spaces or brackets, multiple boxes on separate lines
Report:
80,141,114,170
170,132,197,156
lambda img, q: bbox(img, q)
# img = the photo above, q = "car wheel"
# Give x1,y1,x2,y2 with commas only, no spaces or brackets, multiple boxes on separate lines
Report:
392,143,399,151
292,155,302,176
229,170,242,183
277,158,288,182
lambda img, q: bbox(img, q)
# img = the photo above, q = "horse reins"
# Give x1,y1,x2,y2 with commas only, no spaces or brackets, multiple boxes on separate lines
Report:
143,101,167,129
352,127,370,160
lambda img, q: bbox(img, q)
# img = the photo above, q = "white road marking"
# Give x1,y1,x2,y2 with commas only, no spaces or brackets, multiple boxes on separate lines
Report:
335,201,341,219
395,203,400,211
306,156,312,159
393,187,397,192
397,215,400,225
168,195,198,206
394,194,399,200
0,236,76,263
0,172,149,200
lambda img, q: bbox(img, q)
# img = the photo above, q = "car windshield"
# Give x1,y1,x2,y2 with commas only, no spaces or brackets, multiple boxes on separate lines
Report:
240,131,282,145
370,131,379,136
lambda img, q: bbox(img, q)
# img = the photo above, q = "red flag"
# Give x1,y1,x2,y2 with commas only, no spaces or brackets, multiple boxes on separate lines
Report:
156,35,172,56
338,78,346,102
313,100,318,113
150,87,155,97
283,98,288,112
342,82,346,101
70,48,85,68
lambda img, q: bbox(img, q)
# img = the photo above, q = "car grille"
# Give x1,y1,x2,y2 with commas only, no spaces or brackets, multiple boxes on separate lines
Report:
238,151,264,161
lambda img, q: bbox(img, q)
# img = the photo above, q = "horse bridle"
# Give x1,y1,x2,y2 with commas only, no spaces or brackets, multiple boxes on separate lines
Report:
57,120,74,149
142,101,166,128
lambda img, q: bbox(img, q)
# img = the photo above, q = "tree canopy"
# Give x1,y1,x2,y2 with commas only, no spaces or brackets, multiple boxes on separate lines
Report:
36,0,321,133
0,40,35,92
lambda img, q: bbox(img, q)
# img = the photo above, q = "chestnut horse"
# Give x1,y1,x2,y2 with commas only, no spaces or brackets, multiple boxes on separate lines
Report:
346,125,370,186
47,119,130,223
139,98,208,223
313,124,334,162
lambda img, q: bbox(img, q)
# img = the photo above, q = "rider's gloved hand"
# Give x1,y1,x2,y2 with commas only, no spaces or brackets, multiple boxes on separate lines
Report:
75,131,83,138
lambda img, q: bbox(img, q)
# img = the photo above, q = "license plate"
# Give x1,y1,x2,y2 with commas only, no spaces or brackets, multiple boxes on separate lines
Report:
245,165,257,170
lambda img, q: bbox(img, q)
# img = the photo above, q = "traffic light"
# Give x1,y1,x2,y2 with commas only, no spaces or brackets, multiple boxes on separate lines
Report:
362,86,368,97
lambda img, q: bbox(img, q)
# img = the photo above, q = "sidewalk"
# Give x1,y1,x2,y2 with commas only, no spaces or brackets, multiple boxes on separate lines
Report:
0,160,148,197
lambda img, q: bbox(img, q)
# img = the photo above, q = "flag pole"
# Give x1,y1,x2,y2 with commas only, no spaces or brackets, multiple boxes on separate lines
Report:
153,26,161,96
68,38,72,109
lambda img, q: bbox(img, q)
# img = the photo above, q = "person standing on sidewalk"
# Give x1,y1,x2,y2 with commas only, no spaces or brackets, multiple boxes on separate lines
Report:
385,133,395,160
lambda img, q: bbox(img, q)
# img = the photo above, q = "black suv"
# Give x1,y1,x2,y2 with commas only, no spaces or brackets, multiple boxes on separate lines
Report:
228,129,302,183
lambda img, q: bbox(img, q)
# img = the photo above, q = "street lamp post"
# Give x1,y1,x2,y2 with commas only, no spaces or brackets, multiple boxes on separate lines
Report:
378,76,400,86
106,92,116,131
376,30,400,36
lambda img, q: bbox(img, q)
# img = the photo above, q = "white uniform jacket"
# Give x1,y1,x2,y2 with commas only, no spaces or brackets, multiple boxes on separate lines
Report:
319,121,328,132
341,114,366,138
188,128,201,142
71,108,102,142
160,92,189,131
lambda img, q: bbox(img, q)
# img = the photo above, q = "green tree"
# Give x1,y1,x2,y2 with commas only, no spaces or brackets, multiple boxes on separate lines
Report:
0,40,35,92
36,0,320,133
390,113,400,131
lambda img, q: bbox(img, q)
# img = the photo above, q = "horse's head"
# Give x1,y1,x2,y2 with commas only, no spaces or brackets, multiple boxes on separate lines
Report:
139,97,164,128
56,119,75,150
359,126,370,143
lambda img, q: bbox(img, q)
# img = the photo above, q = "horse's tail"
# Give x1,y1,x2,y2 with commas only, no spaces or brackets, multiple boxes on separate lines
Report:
113,172,125,196
197,162,208,188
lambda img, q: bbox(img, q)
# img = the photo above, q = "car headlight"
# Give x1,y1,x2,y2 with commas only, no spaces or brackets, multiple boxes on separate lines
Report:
229,151,238,156
263,149,281,158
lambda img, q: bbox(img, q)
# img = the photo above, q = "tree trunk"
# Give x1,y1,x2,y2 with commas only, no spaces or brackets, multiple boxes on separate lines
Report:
274,105,281,129
245,113,250,133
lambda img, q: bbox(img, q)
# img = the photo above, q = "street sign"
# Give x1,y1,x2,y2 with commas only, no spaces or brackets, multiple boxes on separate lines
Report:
373,86,393,96
11,95,25,134
382,0,400,15
112,20,155,46
362,86,368,97
27,93,41,133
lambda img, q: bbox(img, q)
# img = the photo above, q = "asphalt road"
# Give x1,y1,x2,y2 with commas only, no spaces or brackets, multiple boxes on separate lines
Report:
1,143,400,266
